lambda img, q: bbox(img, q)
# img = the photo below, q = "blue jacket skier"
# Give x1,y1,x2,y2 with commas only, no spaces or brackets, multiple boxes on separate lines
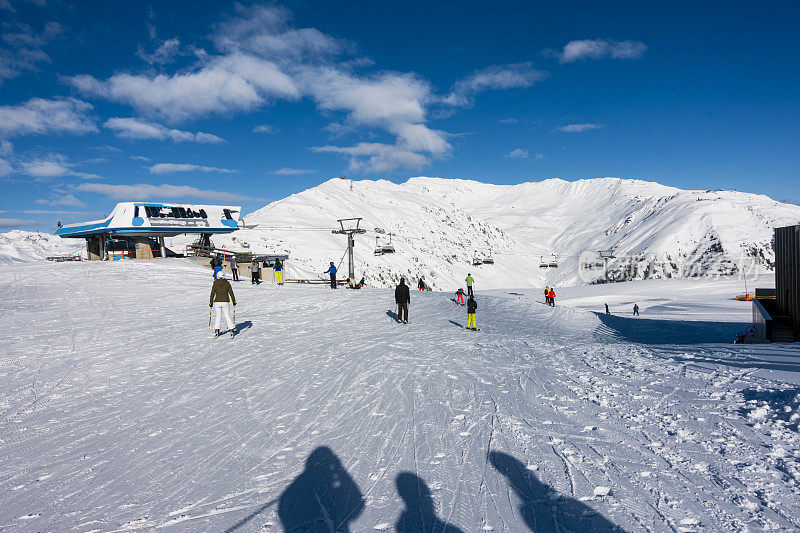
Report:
325,262,338,289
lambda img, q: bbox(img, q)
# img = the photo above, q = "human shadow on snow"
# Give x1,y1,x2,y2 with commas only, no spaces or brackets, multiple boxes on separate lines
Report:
387,309,399,322
277,446,365,532
448,319,464,329
489,451,623,532
593,312,746,345
395,472,465,533
233,320,252,335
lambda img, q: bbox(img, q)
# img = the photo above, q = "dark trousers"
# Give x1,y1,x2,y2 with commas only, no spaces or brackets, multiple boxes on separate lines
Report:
231,268,238,281
397,302,408,322
467,286,473,297
251,271,259,284
330,273,337,289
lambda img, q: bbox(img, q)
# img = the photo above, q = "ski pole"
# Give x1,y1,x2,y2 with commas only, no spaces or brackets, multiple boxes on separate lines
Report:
233,304,236,325
208,305,212,329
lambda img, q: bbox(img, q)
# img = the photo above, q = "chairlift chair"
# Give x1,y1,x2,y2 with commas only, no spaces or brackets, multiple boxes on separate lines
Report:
482,250,494,264
381,233,396,254
548,254,559,268
539,256,549,268
472,254,484,266
374,236,384,256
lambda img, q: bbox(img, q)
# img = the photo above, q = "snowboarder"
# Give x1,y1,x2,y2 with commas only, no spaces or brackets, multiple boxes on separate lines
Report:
456,288,465,305
325,262,337,289
359,276,365,288
209,271,236,337
210,254,223,278
395,277,410,323
250,260,260,285
465,273,474,297
633,303,639,316
418,278,426,291
466,294,478,330
229,255,239,282
605,303,610,314
548,288,556,307
274,258,284,285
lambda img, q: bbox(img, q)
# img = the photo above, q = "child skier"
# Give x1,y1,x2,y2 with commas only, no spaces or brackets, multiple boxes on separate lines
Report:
274,258,284,285
466,295,478,331
633,303,640,316
548,287,556,307
456,288,465,305
210,271,236,337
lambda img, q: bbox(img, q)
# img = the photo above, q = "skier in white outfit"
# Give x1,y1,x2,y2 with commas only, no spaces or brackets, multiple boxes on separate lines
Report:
210,271,236,337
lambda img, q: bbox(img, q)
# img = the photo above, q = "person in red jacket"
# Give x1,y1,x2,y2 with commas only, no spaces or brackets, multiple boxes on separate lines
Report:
455,288,465,304
548,288,556,307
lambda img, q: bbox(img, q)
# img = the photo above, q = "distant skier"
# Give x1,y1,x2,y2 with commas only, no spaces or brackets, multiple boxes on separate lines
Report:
465,273,475,297
456,288,465,305
325,262,337,289
633,303,639,316
605,303,610,314
229,255,239,282
418,278,426,291
274,258,284,285
359,276,366,288
210,254,223,278
395,277,410,323
548,288,556,307
210,271,236,337
250,260,260,285
466,295,478,331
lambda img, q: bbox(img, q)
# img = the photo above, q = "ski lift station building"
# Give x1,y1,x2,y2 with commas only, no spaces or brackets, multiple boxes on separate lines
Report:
55,202,241,260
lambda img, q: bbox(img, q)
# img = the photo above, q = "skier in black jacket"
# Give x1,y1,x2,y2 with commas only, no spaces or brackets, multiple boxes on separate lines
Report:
466,295,478,330
395,278,410,323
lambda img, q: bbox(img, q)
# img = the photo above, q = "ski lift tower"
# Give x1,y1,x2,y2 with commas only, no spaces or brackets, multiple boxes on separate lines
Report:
332,218,366,279
598,249,616,284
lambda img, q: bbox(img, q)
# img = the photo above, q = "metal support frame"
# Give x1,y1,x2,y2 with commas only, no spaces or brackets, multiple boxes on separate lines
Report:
332,218,366,279
598,249,616,283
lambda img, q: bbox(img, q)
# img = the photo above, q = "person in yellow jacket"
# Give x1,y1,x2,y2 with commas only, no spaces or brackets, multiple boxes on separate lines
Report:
466,295,478,331
465,273,475,297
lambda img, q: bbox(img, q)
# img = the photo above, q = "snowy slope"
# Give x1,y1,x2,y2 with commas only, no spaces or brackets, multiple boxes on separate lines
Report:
196,177,800,290
0,230,84,263
2,260,800,531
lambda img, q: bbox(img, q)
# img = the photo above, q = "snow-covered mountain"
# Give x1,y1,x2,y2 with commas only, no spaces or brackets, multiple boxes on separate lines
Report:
5,177,800,290
0,229,84,263
200,177,800,290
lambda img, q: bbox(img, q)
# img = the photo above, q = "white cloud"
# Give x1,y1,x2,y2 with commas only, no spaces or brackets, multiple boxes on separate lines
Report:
0,97,97,138
0,20,62,82
271,167,314,175
0,156,11,176
35,193,86,207
549,39,647,63
137,38,183,66
147,163,239,174
0,217,35,229
312,143,428,173
498,118,520,124
534,153,545,160
212,3,351,62
23,209,102,215
444,63,548,106
21,159,70,178
556,123,604,132
505,148,529,159
253,124,276,133
76,182,255,203
104,117,224,143
70,53,299,123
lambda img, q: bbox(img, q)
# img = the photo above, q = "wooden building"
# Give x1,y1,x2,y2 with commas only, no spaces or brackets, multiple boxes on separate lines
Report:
774,225,800,341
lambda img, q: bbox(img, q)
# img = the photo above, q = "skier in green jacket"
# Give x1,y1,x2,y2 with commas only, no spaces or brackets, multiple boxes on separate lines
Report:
465,273,475,297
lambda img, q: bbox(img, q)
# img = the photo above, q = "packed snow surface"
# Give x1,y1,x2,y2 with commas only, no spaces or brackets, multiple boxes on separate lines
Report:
3,259,800,531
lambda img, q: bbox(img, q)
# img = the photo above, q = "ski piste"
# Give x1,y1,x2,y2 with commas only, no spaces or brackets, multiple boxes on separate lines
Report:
3,259,800,531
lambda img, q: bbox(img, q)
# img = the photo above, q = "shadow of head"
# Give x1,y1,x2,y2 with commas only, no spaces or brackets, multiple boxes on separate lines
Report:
489,451,550,500
396,472,435,515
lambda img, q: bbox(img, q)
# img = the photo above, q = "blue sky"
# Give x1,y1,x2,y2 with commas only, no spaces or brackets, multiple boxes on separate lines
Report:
1,0,798,231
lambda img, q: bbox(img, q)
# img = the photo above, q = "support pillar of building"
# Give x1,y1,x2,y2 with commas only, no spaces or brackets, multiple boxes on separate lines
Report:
158,236,167,258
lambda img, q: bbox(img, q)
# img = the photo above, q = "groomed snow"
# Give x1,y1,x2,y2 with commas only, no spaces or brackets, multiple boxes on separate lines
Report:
2,260,800,531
